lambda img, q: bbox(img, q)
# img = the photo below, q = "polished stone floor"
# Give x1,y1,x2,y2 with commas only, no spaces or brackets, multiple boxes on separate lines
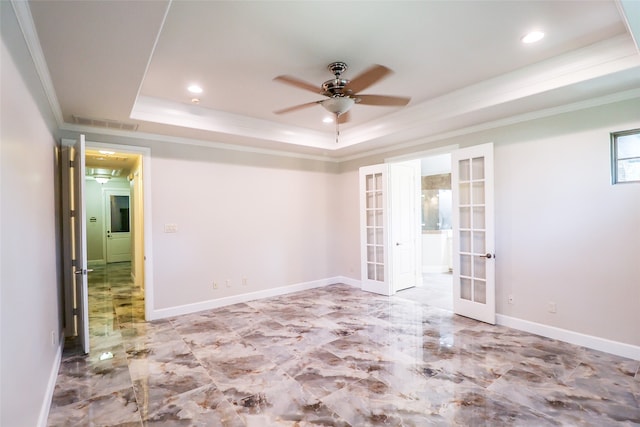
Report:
47,263,640,426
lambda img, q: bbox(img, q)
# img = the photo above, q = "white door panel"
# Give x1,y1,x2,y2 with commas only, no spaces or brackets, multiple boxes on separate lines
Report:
105,190,132,263
452,143,496,324
70,135,90,353
390,161,421,292
360,164,391,295
359,162,420,296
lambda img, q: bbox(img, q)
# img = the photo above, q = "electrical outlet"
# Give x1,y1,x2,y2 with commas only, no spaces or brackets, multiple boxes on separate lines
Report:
508,295,514,304
213,282,218,289
226,279,231,288
242,277,248,286
548,302,557,313
50,330,56,346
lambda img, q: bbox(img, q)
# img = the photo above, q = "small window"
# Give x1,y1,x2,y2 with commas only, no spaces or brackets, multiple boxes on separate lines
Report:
611,128,640,184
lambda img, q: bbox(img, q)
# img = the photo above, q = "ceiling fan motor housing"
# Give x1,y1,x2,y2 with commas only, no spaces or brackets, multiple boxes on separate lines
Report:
322,78,350,97
322,61,351,97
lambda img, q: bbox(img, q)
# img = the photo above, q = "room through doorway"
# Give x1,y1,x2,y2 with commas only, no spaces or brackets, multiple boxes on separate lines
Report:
397,153,454,311
84,145,147,335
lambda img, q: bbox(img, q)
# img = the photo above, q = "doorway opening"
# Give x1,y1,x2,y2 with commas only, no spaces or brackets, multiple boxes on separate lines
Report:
419,153,453,311
84,144,148,337
393,152,453,310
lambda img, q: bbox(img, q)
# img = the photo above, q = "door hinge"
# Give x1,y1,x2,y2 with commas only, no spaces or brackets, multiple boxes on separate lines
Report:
72,308,78,315
69,160,75,168
70,209,76,217
71,259,77,267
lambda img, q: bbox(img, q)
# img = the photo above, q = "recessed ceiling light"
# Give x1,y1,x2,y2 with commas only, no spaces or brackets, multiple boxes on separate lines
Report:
187,84,203,94
521,30,545,44
323,116,334,123
191,98,200,104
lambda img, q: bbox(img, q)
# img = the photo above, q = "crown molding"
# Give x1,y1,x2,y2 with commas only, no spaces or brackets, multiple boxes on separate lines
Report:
340,34,640,148
130,95,335,150
11,0,64,127
337,87,640,163
58,122,340,163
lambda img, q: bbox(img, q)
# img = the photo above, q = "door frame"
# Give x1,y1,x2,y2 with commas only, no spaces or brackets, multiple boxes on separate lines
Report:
65,139,155,322
385,146,459,295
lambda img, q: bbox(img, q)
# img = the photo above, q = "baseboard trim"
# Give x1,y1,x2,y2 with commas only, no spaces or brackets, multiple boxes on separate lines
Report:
38,336,63,427
496,314,640,361
151,276,357,320
336,276,361,288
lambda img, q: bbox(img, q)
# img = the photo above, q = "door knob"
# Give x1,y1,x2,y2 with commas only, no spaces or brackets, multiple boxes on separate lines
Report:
477,253,494,259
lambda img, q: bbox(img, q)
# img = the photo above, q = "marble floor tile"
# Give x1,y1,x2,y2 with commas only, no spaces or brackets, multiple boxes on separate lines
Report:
48,262,640,426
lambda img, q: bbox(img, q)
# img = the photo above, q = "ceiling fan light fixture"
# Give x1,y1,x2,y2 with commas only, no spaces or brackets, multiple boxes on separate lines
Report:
320,96,355,115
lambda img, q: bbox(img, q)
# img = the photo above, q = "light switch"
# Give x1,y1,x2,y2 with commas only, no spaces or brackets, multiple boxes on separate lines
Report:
164,223,178,233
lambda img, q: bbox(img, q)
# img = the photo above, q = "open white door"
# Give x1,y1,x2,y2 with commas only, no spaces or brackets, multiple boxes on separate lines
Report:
360,164,391,295
360,162,420,296
63,135,90,354
452,143,495,324
389,160,421,293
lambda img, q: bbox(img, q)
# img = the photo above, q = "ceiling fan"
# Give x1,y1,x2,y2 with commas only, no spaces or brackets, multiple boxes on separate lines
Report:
274,62,411,142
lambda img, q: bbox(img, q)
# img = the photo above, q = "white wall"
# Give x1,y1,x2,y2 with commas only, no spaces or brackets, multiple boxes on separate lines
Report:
338,98,640,348
493,107,640,346
422,232,452,273
332,169,361,279
1,3,63,425
148,144,339,311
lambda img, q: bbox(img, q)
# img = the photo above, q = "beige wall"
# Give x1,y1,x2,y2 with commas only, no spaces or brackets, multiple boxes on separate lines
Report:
147,143,340,309
1,4,63,425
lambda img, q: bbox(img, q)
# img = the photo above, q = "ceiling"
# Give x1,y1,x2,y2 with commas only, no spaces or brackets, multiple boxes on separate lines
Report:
23,0,640,160
85,148,139,178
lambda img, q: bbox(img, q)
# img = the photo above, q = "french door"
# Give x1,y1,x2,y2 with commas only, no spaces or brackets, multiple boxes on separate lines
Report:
359,162,420,296
62,135,90,353
360,164,390,295
389,161,421,292
452,143,495,324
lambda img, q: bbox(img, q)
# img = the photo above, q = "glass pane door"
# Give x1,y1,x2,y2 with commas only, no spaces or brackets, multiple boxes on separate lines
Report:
359,164,391,295
365,172,385,282
452,143,495,324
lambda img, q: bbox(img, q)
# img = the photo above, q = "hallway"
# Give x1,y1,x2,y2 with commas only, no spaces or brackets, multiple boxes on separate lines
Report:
87,262,145,339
